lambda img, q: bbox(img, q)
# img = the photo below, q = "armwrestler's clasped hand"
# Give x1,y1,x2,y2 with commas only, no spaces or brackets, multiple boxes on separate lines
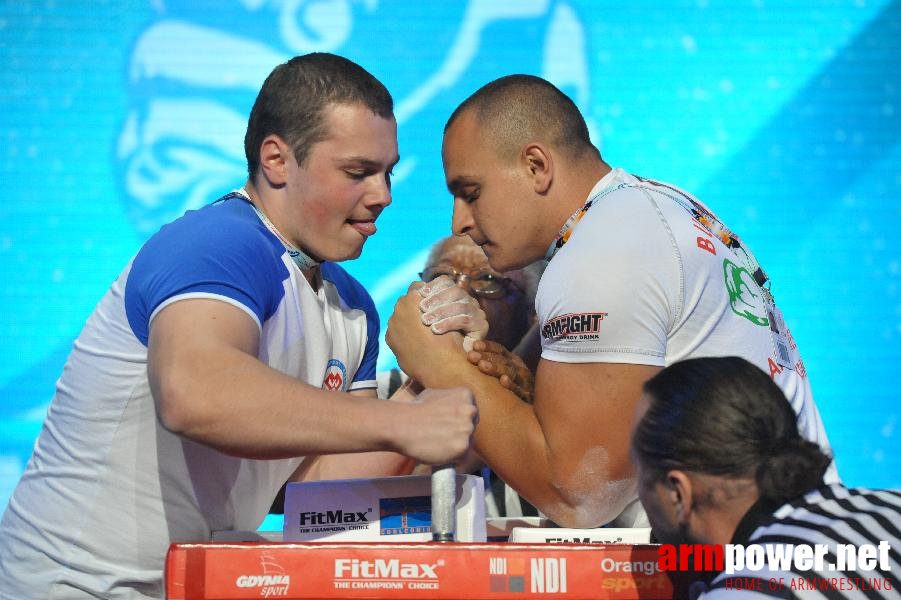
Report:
402,386,479,466
466,339,535,404
416,277,535,403
417,275,488,351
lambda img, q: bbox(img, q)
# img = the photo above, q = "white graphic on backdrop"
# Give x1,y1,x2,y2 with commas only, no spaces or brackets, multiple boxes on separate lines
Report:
117,0,589,369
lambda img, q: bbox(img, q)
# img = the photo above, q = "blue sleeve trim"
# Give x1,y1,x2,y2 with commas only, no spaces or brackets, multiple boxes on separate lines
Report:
124,199,288,345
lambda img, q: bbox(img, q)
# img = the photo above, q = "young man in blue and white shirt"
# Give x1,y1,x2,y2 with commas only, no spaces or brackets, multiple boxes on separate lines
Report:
0,53,479,600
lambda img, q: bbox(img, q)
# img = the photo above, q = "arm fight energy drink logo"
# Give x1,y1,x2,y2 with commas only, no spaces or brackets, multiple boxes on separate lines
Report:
541,312,608,341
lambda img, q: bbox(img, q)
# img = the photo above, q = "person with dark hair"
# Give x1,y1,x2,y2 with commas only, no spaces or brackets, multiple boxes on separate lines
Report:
632,356,900,597
0,53,478,599
387,74,837,530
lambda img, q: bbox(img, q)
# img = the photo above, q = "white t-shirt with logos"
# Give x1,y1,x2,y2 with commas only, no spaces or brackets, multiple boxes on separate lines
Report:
0,193,379,599
536,169,837,525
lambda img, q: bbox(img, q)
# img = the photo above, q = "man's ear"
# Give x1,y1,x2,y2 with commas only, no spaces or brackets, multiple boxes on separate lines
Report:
522,143,553,194
665,470,694,525
258,134,289,187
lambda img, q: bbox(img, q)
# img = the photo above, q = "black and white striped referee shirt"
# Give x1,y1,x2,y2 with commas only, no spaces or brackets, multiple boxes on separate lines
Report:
702,483,901,599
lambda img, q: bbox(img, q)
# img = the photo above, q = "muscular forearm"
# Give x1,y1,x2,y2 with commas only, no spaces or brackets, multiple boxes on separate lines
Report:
149,297,476,466
152,345,414,460
417,365,635,527
387,288,637,523
294,384,425,479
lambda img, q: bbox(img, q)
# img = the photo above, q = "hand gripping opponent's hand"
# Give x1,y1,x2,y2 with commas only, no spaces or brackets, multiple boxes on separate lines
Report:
467,339,535,404
417,275,489,352
387,283,471,382
397,386,479,466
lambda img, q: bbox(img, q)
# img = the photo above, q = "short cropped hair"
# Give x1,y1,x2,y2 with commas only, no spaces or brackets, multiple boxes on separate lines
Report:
244,53,394,180
445,74,599,163
632,356,831,504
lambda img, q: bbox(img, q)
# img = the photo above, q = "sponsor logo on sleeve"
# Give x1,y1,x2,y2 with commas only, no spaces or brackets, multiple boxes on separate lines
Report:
322,358,347,391
722,259,769,326
541,312,608,342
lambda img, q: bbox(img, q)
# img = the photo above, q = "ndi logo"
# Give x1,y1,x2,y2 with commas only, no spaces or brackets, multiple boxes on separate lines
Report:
530,558,567,593
488,557,526,593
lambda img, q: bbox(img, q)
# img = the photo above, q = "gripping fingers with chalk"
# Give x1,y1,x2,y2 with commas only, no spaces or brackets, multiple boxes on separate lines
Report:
418,276,488,350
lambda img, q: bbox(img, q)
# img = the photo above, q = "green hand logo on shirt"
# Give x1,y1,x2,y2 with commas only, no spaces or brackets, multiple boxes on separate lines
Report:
723,258,770,326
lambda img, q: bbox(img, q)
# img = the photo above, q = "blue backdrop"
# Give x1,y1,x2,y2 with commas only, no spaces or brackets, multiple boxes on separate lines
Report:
2,0,900,514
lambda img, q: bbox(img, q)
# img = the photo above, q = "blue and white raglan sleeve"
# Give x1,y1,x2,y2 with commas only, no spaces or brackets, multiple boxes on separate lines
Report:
124,204,287,345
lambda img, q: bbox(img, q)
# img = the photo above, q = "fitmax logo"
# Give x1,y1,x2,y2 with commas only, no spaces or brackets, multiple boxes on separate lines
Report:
299,509,371,526
334,558,441,579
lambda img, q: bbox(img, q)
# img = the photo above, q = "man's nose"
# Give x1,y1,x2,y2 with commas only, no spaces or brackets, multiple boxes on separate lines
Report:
365,175,392,209
451,198,473,236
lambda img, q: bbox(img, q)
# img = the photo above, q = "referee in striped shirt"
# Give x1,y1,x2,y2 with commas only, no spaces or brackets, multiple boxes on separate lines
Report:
631,356,900,598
